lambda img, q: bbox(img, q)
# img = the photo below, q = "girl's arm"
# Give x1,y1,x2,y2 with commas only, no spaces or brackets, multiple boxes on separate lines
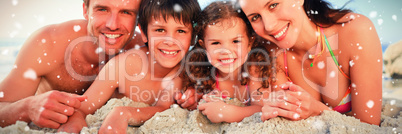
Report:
342,13,382,125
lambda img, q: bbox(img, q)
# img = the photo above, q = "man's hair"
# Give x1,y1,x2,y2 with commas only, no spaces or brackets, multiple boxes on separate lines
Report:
83,0,89,7
138,0,201,39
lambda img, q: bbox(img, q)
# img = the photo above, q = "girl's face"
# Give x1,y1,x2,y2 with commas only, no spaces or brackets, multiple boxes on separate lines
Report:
141,16,192,69
200,18,251,74
239,0,305,49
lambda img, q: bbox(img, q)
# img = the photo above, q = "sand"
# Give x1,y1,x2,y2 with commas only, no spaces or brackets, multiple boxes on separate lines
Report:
1,97,401,134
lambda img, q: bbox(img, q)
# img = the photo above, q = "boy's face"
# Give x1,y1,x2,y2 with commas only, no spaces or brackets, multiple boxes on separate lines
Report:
84,0,141,55
201,18,251,74
142,16,192,69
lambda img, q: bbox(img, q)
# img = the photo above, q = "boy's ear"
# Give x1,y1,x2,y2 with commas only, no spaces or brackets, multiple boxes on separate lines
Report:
198,39,204,47
83,3,88,20
138,25,148,43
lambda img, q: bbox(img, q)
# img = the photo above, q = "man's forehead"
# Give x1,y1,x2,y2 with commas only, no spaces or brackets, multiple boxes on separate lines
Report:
90,0,141,8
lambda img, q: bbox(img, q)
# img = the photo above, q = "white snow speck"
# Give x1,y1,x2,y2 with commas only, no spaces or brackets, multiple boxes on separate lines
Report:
181,94,186,100
41,39,46,43
377,59,381,62
369,11,377,18
24,126,30,131
349,60,355,67
317,61,325,69
377,19,383,25
366,100,374,108
218,114,223,118
137,109,140,112
350,14,355,19
351,83,356,88
39,107,45,113
358,46,363,50
64,109,68,113
242,72,249,78
390,100,396,105
108,126,112,130
173,4,182,12
95,47,103,54
57,75,60,79
73,25,81,32
23,68,37,80
293,113,300,119
392,15,397,21
92,103,95,107
0,92,4,98
355,92,358,95
329,71,335,78
12,0,18,6
134,45,140,50
292,56,295,59
120,112,123,115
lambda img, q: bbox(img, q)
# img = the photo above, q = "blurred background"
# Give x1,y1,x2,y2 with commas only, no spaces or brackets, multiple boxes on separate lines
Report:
0,0,401,99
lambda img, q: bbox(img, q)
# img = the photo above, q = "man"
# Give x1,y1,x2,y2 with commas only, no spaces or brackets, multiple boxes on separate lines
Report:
0,0,142,129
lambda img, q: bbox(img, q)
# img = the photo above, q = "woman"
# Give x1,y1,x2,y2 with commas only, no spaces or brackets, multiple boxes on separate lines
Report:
239,0,382,125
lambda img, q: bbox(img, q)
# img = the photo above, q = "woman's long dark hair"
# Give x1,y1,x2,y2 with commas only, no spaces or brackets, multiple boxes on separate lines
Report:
304,0,352,27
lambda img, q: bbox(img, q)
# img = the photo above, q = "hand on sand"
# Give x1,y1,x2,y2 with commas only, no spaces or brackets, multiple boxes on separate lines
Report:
99,107,129,134
174,88,203,110
57,110,87,133
27,90,86,129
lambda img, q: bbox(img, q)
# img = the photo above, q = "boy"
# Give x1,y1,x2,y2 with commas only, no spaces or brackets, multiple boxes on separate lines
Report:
60,0,201,133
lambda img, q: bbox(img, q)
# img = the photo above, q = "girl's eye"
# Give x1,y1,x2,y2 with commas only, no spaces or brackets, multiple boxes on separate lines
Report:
269,3,278,9
178,30,186,33
156,29,165,32
233,40,241,44
211,42,220,45
251,15,261,22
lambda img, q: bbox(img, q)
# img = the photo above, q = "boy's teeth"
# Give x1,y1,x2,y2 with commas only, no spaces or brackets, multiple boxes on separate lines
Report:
274,26,288,39
221,59,235,63
161,50,178,55
104,34,121,39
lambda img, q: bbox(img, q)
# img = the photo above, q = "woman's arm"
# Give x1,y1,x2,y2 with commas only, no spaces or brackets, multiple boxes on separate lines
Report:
342,13,382,125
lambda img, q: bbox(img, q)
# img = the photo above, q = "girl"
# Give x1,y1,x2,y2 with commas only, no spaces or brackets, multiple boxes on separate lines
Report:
184,1,277,123
239,0,382,125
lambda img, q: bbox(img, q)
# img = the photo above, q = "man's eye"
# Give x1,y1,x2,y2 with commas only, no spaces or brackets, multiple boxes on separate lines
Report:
98,9,107,12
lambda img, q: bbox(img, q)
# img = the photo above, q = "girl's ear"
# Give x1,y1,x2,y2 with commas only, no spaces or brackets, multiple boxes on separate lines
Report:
138,25,148,43
83,3,89,20
248,36,256,50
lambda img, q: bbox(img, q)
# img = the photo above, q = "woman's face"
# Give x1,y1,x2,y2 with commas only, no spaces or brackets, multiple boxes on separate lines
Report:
239,0,306,49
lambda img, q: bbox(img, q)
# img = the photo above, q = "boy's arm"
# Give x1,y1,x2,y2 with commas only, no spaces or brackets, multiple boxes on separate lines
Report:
0,24,85,128
98,76,181,133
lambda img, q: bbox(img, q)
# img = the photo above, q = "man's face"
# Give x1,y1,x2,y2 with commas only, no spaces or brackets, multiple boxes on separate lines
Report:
84,0,141,55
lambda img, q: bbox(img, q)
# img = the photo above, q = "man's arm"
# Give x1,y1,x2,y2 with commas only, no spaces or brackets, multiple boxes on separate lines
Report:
0,24,86,128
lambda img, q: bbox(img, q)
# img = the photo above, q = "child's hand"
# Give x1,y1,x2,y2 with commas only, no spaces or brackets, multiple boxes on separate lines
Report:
174,88,203,110
261,86,302,121
99,107,129,134
57,110,87,133
198,100,231,123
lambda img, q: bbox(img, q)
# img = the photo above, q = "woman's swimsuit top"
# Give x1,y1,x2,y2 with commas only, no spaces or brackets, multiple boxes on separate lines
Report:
283,27,352,113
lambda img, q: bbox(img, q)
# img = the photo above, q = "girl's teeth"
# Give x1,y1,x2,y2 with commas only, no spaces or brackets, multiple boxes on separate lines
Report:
274,26,288,39
221,59,234,63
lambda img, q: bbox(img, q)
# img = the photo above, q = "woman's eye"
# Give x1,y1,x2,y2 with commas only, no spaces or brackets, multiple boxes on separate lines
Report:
269,3,278,9
251,15,261,22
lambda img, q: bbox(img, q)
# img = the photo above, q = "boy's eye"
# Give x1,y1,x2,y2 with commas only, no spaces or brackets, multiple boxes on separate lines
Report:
269,3,278,9
251,15,261,22
156,29,165,32
178,30,186,33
